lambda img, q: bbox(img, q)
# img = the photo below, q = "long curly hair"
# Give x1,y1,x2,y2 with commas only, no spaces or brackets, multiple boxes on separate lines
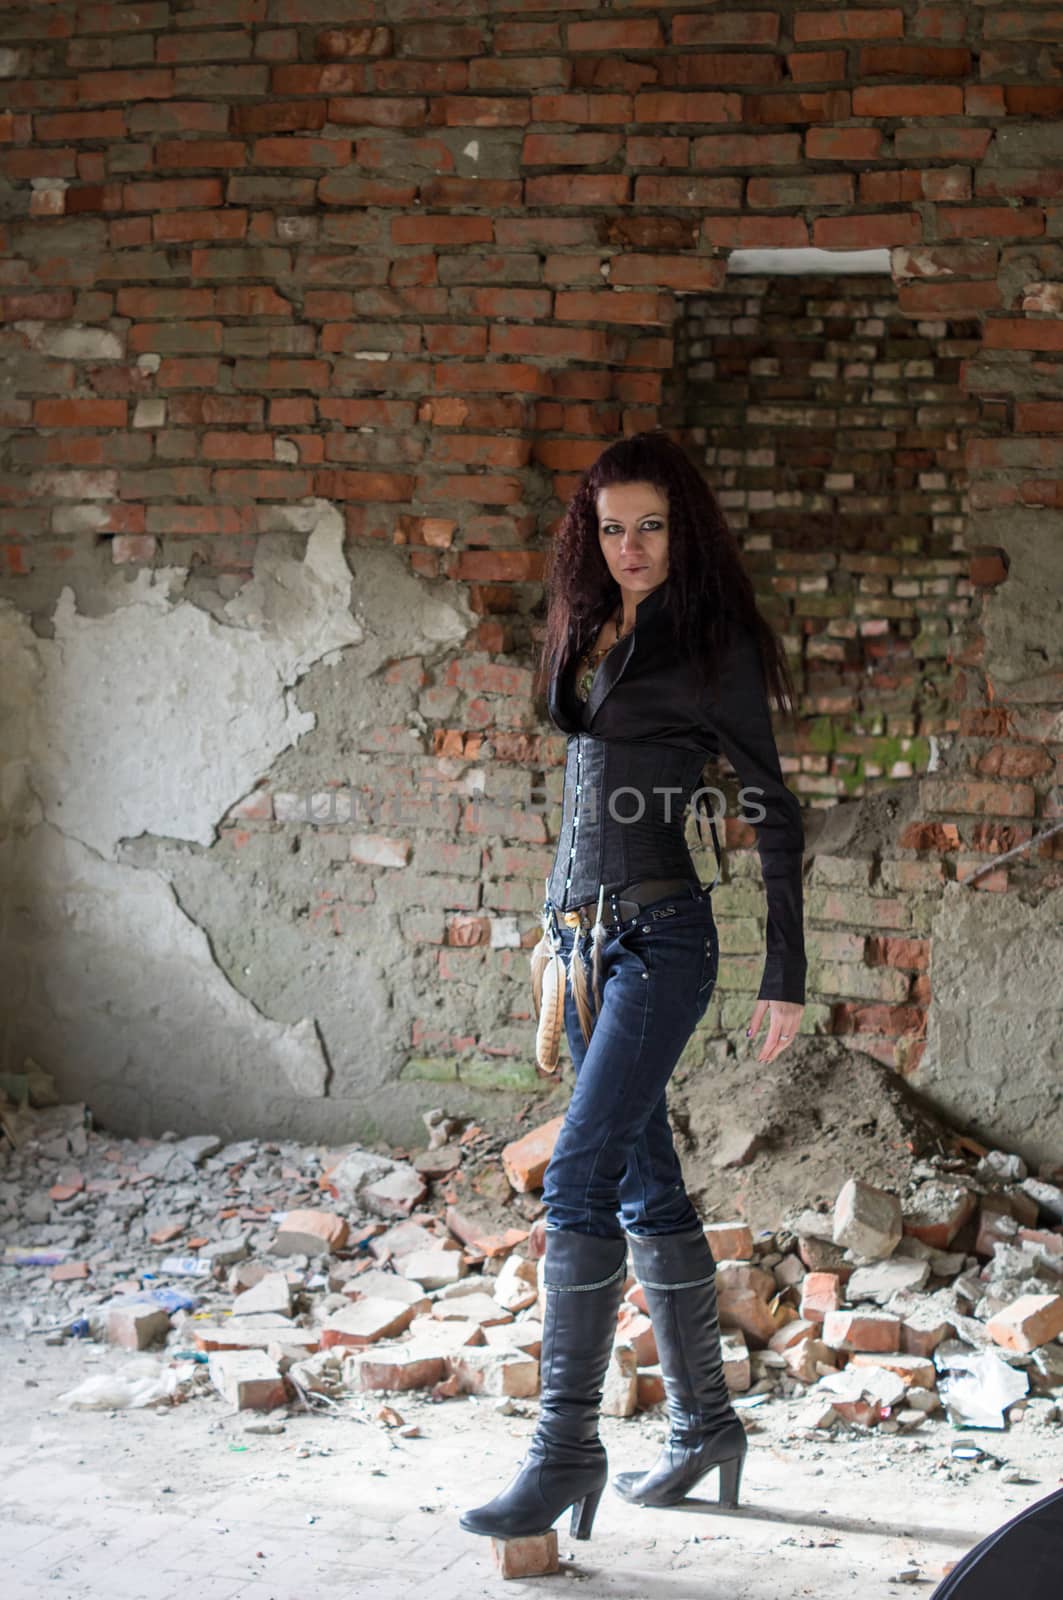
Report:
533,429,798,721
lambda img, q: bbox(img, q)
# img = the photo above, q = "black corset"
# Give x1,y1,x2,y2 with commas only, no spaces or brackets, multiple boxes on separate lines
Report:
546,735,708,909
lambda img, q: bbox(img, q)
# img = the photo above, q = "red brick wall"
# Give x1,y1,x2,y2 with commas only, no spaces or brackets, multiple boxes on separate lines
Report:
3,2,1060,1095
671,273,978,801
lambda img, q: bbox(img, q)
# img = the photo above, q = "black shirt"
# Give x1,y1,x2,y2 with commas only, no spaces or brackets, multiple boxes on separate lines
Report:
545,578,807,1006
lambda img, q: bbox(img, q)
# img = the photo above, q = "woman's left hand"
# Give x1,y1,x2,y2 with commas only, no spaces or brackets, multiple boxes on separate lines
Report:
746,999,804,1064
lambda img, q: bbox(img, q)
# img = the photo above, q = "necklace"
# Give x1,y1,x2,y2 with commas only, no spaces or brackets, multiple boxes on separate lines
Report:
574,601,631,701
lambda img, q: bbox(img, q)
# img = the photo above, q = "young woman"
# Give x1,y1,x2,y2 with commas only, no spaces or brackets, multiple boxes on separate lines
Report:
460,430,807,1544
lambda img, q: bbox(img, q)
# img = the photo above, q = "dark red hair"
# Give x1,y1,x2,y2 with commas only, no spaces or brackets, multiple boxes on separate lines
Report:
533,429,798,721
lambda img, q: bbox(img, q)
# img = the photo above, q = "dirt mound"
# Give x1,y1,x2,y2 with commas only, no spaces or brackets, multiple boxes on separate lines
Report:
668,1036,955,1235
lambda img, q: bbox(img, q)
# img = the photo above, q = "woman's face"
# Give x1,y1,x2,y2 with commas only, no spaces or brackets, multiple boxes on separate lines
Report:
595,479,670,598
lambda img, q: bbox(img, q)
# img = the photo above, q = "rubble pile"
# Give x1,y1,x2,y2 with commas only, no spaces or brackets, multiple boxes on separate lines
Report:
1,1073,1061,1448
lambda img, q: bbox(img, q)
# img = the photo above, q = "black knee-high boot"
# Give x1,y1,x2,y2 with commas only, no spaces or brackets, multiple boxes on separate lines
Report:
459,1227,627,1541
612,1225,747,1508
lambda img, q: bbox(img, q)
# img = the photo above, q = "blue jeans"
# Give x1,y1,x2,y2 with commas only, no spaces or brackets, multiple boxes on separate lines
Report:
540,883,719,1241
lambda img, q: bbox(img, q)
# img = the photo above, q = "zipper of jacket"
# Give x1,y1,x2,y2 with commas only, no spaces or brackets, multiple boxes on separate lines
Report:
564,733,582,901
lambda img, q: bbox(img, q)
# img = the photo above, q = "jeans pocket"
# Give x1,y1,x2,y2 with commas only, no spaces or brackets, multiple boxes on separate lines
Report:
614,920,651,978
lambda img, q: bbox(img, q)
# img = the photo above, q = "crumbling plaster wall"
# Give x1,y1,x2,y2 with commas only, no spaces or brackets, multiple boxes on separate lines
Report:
919,882,1061,1169
906,498,1063,1166
0,502,534,1142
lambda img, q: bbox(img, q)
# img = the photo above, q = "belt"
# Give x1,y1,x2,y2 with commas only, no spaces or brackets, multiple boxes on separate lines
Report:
558,877,701,931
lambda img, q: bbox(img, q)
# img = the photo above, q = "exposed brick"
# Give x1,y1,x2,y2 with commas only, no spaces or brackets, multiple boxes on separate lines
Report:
769,1318,819,1352
705,1221,756,1261
500,1115,565,1193
602,1342,639,1417
104,1303,171,1351
986,1294,1063,1353
850,1351,937,1389
208,1350,288,1411
800,1272,843,1324
320,1299,416,1350
446,1345,539,1398
784,1335,837,1383
903,1184,977,1249
615,1306,657,1367
273,1209,349,1256
821,1309,902,1353
833,1178,903,1259
492,1533,559,1579
348,1344,448,1392
637,1368,666,1409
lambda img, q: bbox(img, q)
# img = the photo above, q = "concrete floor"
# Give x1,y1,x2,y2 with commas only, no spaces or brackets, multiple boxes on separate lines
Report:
1,1334,1057,1600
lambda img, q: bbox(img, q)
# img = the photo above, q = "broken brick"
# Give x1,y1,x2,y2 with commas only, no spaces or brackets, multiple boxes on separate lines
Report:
148,1223,185,1245
798,1236,852,1274
104,1304,171,1351
232,1272,293,1318
850,1352,937,1390
716,1261,776,1300
348,1344,448,1393
208,1349,288,1411
362,1164,429,1219
400,1248,466,1290
492,1254,539,1312
430,1293,513,1328
986,1293,1063,1353
833,1178,902,1260
821,1309,902,1353
602,1342,638,1417
615,1305,657,1367
716,1286,777,1347
722,1331,752,1391
339,1269,429,1310
272,1208,349,1256
902,1182,977,1250
50,1261,90,1282
446,1346,539,1398
500,1115,565,1193
483,1320,542,1358
320,1299,416,1349
445,1204,530,1259
636,1368,666,1409
491,1532,559,1579
769,1318,819,1353
705,1221,755,1261
369,1219,440,1261
800,1272,842,1324
783,1336,836,1384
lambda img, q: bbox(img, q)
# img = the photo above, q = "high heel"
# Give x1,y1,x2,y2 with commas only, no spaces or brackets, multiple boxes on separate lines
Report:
612,1227,749,1510
718,1450,744,1509
570,1485,604,1540
459,1228,626,1541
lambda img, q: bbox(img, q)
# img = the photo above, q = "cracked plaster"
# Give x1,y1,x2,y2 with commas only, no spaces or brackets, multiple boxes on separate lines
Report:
0,502,476,1138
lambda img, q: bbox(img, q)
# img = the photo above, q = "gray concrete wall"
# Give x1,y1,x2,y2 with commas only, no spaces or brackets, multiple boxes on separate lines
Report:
913,882,1062,1168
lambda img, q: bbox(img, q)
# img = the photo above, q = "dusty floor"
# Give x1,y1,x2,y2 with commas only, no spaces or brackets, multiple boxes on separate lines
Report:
2,1334,1059,1600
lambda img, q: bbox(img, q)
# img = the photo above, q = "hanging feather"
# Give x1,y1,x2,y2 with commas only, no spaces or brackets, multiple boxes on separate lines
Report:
568,884,607,1048
534,941,566,1079
530,924,551,1021
531,894,566,1078
568,925,595,1047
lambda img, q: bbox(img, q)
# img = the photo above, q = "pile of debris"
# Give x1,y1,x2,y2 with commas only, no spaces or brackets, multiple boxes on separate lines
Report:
1,1073,1061,1442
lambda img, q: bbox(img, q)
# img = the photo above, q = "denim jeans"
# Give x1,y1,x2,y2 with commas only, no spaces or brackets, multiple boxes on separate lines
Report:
540,882,719,1241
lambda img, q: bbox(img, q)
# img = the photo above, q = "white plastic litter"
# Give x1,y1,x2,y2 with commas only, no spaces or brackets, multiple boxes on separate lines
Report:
57,1355,188,1410
935,1346,1029,1429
